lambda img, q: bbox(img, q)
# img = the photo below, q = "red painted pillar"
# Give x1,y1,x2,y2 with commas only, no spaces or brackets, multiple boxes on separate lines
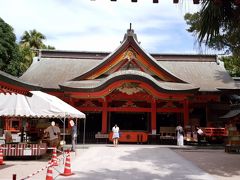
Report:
183,99,189,127
206,103,208,123
69,97,74,106
151,99,157,134
4,117,8,130
102,100,108,133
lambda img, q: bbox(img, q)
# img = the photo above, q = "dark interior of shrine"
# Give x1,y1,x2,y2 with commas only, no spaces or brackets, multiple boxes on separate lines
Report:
78,112,102,133
109,112,149,131
79,112,185,134
156,113,179,133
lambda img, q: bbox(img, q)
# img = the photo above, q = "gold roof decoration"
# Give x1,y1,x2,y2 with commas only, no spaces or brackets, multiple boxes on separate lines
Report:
117,82,144,95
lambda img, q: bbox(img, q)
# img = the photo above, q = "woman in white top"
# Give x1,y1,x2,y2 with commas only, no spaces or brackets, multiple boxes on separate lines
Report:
112,124,120,147
176,125,184,146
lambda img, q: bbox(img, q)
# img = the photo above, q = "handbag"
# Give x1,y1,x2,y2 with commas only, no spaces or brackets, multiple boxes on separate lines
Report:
52,126,57,136
179,129,184,135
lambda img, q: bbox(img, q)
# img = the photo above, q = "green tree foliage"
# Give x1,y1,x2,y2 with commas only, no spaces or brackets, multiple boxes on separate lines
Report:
20,29,46,50
197,0,240,45
0,18,55,76
222,56,240,77
0,17,22,76
19,44,35,74
19,29,55,74
184,0,240,76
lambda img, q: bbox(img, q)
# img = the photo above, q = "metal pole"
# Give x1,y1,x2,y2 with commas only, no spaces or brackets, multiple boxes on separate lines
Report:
76,118,78,144
12,174,16,180
83,118,86,146
75,118,78,155
63,115,66,143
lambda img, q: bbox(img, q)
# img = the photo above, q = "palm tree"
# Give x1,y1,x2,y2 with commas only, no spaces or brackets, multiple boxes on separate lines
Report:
20,29,46,50
198,0,240,44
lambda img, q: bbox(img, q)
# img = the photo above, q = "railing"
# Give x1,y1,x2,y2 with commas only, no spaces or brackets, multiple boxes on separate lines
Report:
77,132,97,144
203,128,227,137
1,143,47,157
109,131,148,143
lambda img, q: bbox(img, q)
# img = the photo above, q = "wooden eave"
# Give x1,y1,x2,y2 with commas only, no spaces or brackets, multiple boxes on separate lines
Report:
0,71,40,96
61,70,198,91
63,82,195,101
217,88,240,94
60,76,199,100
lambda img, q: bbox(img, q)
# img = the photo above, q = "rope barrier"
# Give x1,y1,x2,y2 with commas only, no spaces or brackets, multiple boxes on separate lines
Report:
1,145,70,179
0,147,61,150
19,161,53,180
19,150,67,180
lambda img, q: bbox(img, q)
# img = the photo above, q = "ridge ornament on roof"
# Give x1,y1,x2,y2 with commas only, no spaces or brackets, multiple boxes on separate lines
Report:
121,23,140,44
72,27,185,83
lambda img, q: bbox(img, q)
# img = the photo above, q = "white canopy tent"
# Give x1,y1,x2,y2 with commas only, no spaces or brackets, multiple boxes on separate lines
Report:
0,91,85,118
0,91,86,143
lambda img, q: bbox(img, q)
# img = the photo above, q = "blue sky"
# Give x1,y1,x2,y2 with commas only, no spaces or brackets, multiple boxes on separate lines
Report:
0,0,218,54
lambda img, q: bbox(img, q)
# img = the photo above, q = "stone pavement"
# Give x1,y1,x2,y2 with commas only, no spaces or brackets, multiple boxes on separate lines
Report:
55,145,213,180
173,147,240,180
1,145,239,180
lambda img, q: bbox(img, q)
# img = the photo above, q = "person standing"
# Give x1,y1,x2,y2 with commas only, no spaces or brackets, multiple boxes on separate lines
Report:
176,124,184,146
44,121,61,148
4,130,13,143
69,120,77,152
112,124,120,147
196,126,204,145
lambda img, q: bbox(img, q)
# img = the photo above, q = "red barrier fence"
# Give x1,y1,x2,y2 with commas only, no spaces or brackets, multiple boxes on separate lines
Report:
109,131,148,143
1,143,47,157
203,128,227,137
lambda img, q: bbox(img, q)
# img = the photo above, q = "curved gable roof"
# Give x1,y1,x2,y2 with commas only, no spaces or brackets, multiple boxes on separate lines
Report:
72,29,185,83
19,28,238,93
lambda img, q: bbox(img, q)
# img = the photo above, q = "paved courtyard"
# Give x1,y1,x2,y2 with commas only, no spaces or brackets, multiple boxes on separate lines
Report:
173,147,240,180
0,145,239,180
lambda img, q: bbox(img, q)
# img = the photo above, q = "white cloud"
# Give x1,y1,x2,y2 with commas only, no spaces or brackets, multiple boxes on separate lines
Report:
0,0,205,53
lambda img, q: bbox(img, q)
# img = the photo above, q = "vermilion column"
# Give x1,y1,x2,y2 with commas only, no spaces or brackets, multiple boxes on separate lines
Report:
183,99,189,127
102,100,108,133
69,97,74,106
206,104,209,126
151,99,157,134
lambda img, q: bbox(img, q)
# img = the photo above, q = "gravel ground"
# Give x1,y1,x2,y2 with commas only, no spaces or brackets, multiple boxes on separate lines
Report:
173,147,240,180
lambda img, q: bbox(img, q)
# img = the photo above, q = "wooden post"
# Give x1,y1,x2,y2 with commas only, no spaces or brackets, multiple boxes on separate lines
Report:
12,174,16,180
206,103,209,126
69,97,74,106
183,99,189,127
151,99,157,134
102,100,108,133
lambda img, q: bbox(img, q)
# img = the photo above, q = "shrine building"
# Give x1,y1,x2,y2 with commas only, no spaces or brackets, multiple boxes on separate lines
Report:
0,70,39,95
19,28,239,143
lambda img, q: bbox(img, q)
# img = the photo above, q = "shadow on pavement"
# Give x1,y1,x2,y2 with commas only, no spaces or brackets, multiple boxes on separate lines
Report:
59,146,213,180
173,147,240,178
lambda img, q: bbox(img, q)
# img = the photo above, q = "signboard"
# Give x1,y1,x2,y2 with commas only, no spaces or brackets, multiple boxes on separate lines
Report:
152,129,156,135
95,133,108,139
23,148,32,156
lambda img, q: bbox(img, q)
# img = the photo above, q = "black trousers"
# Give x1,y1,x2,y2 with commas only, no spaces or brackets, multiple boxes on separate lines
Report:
197,134,201,144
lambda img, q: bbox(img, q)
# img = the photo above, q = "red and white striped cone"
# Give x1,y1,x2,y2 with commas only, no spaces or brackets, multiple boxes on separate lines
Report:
60,151,74,176
45,162,53,180
51,147,58,166
0,145,5,165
